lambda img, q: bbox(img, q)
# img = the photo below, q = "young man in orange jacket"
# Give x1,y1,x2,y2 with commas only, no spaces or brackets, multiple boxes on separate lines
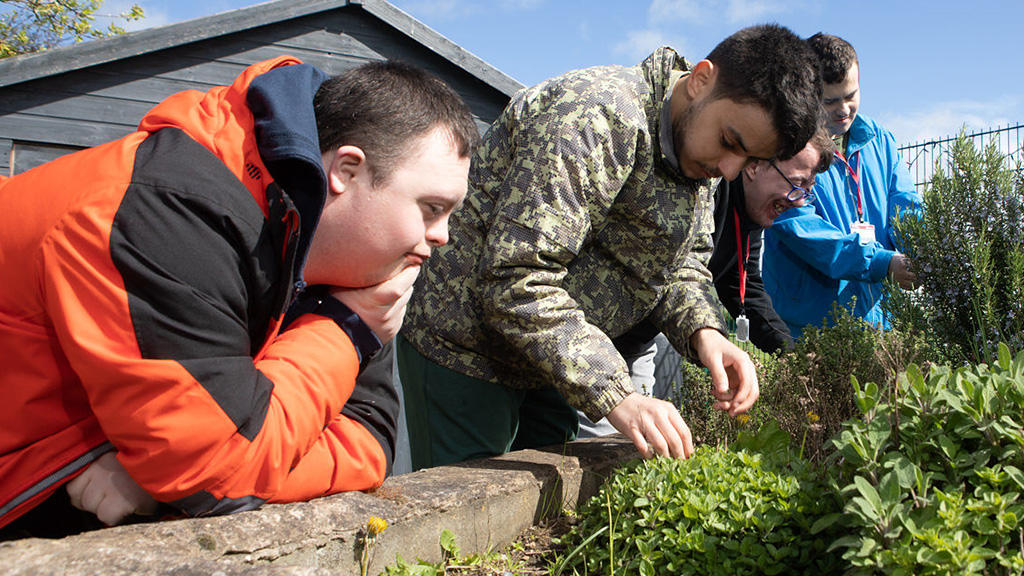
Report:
0,57,477,536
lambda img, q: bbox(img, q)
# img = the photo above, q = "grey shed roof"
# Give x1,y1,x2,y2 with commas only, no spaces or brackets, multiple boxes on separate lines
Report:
0,0,522,96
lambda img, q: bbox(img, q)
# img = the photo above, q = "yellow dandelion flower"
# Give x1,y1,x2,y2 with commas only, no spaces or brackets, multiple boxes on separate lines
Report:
367,516,388,536
735,414,750,426
806,411,820,424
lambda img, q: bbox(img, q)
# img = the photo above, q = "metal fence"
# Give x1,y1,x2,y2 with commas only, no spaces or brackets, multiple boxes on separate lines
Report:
898,123,1024,193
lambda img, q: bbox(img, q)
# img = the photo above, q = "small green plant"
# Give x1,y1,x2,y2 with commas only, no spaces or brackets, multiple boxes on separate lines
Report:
679,302,935,462
381,528,522,575
821,343,1024,574
553,422,845,575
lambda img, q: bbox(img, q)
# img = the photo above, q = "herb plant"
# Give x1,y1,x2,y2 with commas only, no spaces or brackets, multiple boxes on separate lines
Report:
554,422,845,575
822,344,1024,574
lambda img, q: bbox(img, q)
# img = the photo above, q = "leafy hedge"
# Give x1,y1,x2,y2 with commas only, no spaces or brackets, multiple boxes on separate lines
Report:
555,345,1024,575
823,343,1024,574
554,423,845,575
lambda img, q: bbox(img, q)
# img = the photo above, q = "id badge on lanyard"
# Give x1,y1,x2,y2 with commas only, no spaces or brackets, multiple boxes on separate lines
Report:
838,150,874,245
733,208,750,342
851,221,875,245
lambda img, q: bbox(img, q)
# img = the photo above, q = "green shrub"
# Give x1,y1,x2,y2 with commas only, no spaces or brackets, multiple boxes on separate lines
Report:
822,343,1024,575
890,133,1024,364
678,303,936,462
553,422,846,575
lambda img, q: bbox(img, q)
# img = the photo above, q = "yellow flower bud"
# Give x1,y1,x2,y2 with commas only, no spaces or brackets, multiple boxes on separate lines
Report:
367,516,388,536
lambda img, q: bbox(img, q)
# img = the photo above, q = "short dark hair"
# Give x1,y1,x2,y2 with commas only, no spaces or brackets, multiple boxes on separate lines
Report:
314,60,480,185
705,23,822,160
809,125,836,174
806,33,858,85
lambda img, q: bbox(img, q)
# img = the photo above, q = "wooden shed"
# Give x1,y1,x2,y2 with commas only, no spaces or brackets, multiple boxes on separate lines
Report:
0,0,521,175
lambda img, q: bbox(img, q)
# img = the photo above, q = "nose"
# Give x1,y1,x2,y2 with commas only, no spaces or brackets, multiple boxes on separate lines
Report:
425,216,450,247
718,152,747,181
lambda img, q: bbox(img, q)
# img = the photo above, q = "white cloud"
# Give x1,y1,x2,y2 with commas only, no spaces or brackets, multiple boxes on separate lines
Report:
612,29,690,63
578,19,591,42
880,97,1024,146
648,0,703,23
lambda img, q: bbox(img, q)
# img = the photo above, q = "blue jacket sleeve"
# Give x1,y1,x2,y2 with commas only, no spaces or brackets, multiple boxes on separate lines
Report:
769,203,895,284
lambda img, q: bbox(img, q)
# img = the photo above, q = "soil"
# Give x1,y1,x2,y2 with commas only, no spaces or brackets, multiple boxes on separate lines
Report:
440,516,575,575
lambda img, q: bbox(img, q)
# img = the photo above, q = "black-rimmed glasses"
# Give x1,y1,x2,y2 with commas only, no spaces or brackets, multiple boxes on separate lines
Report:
769,160,815,203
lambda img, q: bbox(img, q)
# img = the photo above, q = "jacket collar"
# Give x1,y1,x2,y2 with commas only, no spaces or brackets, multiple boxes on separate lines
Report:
247,63,330,281
641,46,708,187
844,114,877,156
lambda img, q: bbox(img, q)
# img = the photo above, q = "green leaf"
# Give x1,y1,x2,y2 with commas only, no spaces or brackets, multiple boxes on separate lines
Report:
879,471,903,507
999,342,1012,370
438,529,458,556
810,513,843,534
854,476,883,514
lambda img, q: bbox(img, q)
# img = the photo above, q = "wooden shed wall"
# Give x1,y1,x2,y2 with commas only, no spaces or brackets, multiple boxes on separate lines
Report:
0,5,510,175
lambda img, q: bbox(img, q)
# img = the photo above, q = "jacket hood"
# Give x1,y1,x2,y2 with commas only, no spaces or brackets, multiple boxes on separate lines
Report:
639,46,690,106
137,56,329,281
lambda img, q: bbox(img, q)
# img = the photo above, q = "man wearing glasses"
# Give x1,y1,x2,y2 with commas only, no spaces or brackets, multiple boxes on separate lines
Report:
761,33,921,339
644,132,836,407
706,131,835,353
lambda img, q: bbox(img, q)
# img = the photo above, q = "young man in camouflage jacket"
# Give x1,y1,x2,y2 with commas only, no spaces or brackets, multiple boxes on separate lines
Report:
398,24,823,469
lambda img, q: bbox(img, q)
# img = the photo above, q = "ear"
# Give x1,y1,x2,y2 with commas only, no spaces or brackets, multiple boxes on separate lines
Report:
321,145,368,197
686,59,717,101
743,159,761,181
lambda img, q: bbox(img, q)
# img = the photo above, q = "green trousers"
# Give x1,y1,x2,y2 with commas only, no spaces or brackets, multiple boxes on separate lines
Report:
396,335,580,471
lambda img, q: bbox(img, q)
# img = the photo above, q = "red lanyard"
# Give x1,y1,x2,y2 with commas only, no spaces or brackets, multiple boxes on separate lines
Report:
835,150,864,220
733,207,749,310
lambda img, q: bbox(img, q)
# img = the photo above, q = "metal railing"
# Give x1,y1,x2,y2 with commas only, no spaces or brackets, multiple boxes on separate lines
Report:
898,123,1024,193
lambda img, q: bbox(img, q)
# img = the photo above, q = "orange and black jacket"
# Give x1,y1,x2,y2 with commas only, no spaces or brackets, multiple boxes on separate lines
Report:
0,56,398,528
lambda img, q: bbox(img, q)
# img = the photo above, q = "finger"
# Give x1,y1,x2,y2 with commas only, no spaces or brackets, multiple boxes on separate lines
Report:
66,473,89,510
657,410,688,459
94,493,130,527
678,417,695,459
643,415,670,459
728,361,759,415
621,421,652,459
701,350,734,399
79,475,108,516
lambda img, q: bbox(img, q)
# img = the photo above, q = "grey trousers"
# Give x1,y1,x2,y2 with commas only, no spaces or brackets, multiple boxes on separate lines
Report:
393,332,687,473
577,332,684,438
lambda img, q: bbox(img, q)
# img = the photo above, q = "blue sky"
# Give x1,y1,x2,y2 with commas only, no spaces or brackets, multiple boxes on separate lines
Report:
106,0,1023,146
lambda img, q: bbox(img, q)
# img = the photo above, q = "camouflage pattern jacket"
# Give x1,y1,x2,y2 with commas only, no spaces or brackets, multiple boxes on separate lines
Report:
402,47,726,421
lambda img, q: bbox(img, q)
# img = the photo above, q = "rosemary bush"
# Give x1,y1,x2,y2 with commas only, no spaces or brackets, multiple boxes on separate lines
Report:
890,133,1024,364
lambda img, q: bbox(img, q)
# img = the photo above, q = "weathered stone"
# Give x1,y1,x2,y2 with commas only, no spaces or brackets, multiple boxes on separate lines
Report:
0,437,637,575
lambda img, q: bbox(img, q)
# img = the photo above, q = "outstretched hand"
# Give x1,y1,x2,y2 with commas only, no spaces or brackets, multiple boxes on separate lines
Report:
888,252,918,290
66,451,158,526
330,264,421,343
691,328,759,417
606,392,695,459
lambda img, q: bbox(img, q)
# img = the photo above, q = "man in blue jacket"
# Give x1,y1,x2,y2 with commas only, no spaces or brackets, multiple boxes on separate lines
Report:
761,33,921,338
